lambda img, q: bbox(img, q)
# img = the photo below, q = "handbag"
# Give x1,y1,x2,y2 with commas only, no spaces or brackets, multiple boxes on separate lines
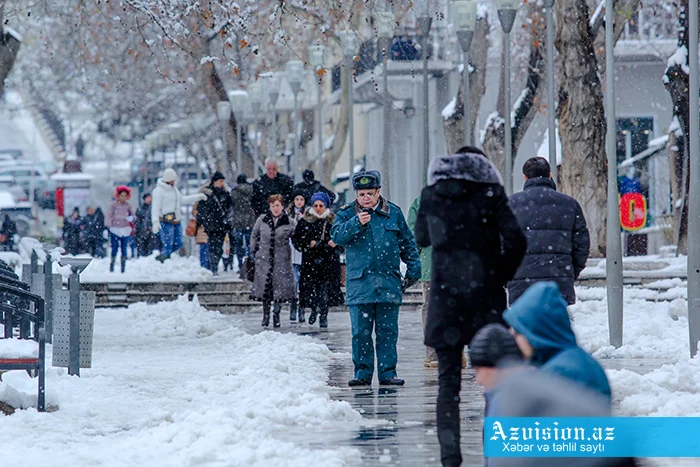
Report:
241,256,255,282
214,195,235,228
161,212,178,224
185,218,197,237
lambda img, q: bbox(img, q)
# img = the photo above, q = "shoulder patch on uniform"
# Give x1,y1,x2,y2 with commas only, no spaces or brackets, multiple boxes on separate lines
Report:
340,203,353,210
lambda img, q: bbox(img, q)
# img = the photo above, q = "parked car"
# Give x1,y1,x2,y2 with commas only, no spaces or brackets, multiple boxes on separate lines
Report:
0,175,28,202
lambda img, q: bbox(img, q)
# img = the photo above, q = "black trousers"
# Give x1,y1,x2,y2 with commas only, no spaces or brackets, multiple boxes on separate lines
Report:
207,231,226,273
436,345,464,467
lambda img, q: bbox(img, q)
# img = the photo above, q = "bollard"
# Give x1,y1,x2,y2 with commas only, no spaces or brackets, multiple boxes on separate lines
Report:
43,254,54,344
68,266,81,376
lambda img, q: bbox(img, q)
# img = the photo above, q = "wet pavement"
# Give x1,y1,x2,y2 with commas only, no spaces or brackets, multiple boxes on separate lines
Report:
237,308,670,467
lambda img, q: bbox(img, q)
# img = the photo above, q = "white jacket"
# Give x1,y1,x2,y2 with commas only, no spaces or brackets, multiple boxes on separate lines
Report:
151,180,204,230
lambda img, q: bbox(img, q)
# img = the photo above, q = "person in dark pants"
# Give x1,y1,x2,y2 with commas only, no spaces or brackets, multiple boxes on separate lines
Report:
230,174,257,270
414,147,526,467
82,207,103,257
251,159,294,216
507,157,591,304
197,172,233,276
135,193,156,257
63,208,82,255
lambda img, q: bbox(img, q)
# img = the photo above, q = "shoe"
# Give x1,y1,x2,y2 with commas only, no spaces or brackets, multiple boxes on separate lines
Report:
348,378,371,387
308,310,318,325
273,312,281,328
462,354,468,369
424,359,438,368
109,258,115,272
262,311,270,327
298,309,306,323
379,378,405,386
319,314,328,328
120,257,127,273
289,310,297,321
155,254,167,264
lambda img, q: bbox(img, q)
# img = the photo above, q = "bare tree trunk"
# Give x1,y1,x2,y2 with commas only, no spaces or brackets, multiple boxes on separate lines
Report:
322,59,351,187
664,0,691,253
443,15,489,154
0,6,21,99
556,0,607,256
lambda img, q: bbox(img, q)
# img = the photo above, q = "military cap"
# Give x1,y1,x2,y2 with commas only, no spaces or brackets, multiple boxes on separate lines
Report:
352,170,382,190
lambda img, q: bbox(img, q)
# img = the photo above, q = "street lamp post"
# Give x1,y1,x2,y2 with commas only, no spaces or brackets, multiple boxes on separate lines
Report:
451,0,477,147
248,82,263,175
339,30,359,183
688,0,700,356
605,0,624,347
286,60,305,183
228,90,248,176
417,13,433,185
376,11,395,198
216,100,232,177
308,44,326,179
543,0,557,183
497,0,519,195
267,74,281,162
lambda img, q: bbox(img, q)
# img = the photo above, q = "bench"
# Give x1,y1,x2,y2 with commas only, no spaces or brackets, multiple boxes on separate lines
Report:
0,282,46,412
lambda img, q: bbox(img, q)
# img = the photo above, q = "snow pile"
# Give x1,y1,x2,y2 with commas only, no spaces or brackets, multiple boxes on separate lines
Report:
441,97,457,120
571,287,700,416
0,296,362,465
79,254,214,283
0,338,38,358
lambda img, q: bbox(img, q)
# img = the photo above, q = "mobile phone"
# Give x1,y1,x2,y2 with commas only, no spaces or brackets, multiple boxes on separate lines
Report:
361,208,372,214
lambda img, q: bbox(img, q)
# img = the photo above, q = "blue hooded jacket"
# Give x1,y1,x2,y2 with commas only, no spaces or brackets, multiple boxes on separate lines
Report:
503,282,612,405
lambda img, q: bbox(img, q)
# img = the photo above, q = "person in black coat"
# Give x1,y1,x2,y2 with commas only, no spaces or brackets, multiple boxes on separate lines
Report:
293,169,336,206
291,192,343,328
63,208,83,256
82,206,104,256
135,193,156,257
414,146,526,467
0,214,16,251
251,159,294,216
197,172,233,275
507,157,590,305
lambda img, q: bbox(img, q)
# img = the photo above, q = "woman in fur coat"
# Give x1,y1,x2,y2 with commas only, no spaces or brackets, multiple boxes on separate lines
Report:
291,192,343,328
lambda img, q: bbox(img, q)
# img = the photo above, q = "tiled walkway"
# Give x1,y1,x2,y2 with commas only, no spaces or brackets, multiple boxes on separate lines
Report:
237,308,670,466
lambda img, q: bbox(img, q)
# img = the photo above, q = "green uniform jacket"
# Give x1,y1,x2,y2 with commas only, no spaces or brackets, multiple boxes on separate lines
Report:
407,196,431,282
331,197,421,306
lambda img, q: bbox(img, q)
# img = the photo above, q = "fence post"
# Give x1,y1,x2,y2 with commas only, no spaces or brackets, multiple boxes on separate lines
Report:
43,253,54,344
68,267,81,377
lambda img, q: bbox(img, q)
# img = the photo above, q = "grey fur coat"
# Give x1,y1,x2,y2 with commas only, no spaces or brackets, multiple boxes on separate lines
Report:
250,212,297,302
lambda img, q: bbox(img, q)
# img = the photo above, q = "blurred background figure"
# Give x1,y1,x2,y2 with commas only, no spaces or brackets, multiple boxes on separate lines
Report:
105,185,134,273
135,193,155,257
0,214,16,252
62,207,82,256
230,174,256,271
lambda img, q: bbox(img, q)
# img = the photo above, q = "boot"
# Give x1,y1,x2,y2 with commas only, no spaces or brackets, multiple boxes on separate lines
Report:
109,257,116,272
273,310,281,328
319,313,328,329
308,309,318,325
262,304,271,327
289,299,297,321
121,257,127,273
298,308,306,323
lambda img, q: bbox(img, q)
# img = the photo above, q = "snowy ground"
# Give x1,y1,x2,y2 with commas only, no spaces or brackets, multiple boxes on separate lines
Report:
0,297,362,466
79,254,215,283
571,286,700,417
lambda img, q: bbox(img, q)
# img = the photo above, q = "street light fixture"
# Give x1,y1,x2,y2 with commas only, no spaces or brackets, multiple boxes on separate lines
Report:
376,11,395,198
417,11,433,185
248,82,263,174
338,30,359,182
308,44,326,179
497,0,519,195
689,0,700,356
451,0,477,147
286,60,305,183
266,73,282,161
543,0,557,184
228,90,248,176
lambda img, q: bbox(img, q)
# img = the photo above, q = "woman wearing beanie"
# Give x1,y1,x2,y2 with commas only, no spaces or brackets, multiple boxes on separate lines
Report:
151,168,207,262
105,186,134,273
286,190,307,321
291,191,343,328
196,171,233,275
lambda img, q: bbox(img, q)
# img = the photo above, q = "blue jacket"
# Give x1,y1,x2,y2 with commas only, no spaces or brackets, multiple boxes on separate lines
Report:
331,197,421,305
503,282,612,404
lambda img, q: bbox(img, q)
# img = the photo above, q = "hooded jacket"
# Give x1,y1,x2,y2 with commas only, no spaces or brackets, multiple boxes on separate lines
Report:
503,281,612,403
414,151,526,349
197,183,233,234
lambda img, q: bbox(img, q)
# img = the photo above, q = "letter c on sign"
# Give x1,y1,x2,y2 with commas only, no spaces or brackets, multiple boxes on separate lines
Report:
619,192,647,231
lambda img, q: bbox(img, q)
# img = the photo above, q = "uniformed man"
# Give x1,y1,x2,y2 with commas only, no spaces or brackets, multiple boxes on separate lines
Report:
331,170,421,386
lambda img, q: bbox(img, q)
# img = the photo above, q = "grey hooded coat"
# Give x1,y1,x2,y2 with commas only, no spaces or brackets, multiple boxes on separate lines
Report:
250,212,297,302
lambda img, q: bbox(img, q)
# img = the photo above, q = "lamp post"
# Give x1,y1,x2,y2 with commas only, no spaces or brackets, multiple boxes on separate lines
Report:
339,30,359,182
248,82,263,175
267,74,281,162
543,0,557,183
497,0,519,195
451,0,477,147
228,90,248,176
417,12,433,185
604,0,623,348
308,44,326,179
286,60,305,183
688,0,700,356
216,100,232,177
376,11,395,198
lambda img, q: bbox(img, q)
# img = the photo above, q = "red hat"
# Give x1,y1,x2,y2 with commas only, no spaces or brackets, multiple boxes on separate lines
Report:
114,185,132,199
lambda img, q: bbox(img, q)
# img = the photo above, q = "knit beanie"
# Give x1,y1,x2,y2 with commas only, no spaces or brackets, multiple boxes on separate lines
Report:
211,171,225,183
310,192,331,208
469,324,523,368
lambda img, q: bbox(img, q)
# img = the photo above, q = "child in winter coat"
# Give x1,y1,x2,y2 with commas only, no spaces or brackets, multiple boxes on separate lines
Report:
287,191,307,322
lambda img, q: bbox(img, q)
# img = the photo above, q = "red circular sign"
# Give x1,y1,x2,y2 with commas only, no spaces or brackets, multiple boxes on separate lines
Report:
620,192,647,231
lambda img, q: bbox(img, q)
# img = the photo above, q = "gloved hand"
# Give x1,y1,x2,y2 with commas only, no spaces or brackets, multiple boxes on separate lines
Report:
102,229,109,240
125,216,134,222
401,277,418,293
198,193,208,201
153,222,161,235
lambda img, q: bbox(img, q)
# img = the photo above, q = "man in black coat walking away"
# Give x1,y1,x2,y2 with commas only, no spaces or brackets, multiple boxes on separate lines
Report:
508,157,590,305
293,169,336,206
251,159,294,216
414,146,526,467
230,174,257,270
135,193,156,257
0,214,16,251
197,172,233,275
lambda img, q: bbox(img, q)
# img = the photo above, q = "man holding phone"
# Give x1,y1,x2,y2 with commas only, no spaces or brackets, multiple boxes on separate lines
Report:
331,170,421,387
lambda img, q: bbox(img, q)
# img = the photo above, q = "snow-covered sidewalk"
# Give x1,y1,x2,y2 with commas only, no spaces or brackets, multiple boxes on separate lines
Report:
0,296,362,466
